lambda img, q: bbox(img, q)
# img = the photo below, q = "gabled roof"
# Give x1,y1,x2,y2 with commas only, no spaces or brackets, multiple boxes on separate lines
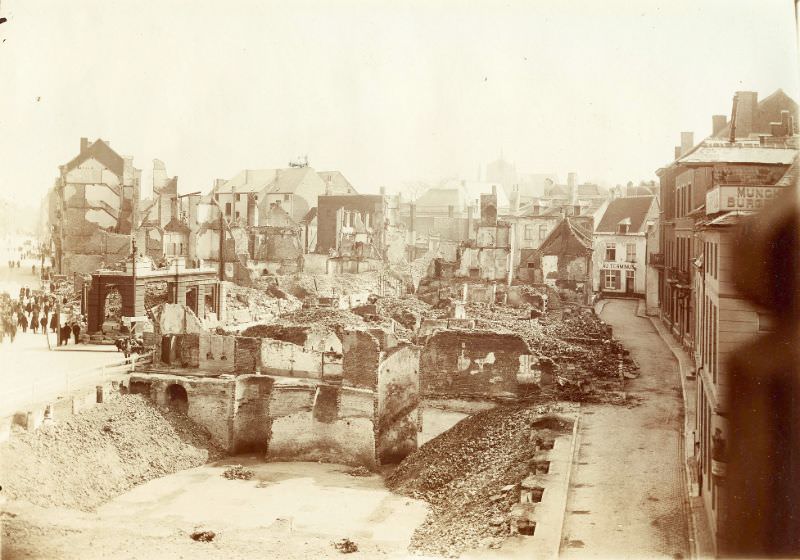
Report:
317,170,357,195
64,138,124,177
577,183,603,197
677,144,796,166
713,89,799,139
216,167,316,195
539,217,592,256
596,196,655,233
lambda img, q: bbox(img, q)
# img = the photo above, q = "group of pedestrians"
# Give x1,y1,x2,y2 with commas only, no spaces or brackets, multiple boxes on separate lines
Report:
0,286,85,346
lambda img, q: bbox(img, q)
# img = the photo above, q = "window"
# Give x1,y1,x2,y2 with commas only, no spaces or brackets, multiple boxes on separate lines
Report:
235,211,240,219
538,225,548,241
524,226,534,240
626,243,636,262
617,223,629,234
605,243,616,261
626,269,635,289
235,194,241,202
284,194,291,201
604,270,619,289
224,202,232,216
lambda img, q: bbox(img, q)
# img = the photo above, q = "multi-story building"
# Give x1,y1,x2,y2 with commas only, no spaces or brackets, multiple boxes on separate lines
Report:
656,89,798,353
592,196,659,297
50,137,142,274
655,88,798,553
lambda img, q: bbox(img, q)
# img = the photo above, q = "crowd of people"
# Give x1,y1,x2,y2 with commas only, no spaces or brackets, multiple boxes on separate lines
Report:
0,285,86,346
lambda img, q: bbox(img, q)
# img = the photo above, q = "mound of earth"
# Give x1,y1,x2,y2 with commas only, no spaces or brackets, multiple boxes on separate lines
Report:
386,405,571,557
0,395,224,511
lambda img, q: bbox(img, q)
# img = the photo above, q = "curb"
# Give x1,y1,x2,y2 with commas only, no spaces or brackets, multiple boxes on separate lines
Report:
556,407,582,556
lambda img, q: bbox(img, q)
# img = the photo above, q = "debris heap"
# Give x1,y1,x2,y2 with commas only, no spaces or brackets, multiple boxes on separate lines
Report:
386,405,571,557
0,395,224,512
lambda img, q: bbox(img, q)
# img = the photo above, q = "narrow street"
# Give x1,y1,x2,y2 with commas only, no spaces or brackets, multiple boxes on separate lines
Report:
560,299,690,558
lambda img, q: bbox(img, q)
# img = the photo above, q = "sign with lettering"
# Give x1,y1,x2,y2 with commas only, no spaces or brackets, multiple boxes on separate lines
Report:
706,185,783,214
602,262,635,270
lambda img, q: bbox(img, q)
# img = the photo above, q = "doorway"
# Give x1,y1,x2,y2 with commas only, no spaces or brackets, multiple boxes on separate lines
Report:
625,270,635,295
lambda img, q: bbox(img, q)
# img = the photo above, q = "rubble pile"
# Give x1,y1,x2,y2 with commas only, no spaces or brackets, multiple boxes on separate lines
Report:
460,302,634,401
387,404,568,556
274,307,367,338
0,395,224,512
144,280,169,310
224,283,302,326
273,272,384,300
222,465,254,480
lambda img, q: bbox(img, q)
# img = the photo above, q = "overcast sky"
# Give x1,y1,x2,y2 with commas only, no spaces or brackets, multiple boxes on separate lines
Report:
0,0,798,206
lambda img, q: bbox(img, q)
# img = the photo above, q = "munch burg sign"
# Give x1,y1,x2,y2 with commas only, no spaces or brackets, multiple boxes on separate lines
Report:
706,185,783,214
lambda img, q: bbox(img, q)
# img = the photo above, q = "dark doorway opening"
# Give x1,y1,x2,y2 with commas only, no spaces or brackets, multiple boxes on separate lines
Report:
166,383,189,414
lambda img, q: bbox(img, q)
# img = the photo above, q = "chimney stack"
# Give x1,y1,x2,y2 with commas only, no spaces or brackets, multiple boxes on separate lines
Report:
680,132,694,156
567,172,578,205
734,91,758,139
491,184,497,196
511,185,520,213
80,137,89,152
712,115,728,136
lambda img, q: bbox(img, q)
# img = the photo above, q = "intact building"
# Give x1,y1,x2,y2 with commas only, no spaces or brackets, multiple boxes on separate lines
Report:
593,196,658,297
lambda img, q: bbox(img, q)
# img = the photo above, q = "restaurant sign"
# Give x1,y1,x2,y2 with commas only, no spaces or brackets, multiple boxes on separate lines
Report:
706,185,783,214
602,261,635,270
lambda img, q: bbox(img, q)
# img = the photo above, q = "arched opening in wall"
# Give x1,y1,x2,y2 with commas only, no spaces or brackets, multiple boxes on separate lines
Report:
103,285,123,329
166,383,189,414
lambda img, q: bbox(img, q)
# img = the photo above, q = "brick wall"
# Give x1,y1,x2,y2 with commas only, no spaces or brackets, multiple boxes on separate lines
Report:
342,330,381,389
234,337,261,374
420,331,532,398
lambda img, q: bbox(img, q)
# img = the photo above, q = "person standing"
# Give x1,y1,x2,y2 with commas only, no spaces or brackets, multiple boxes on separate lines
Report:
40,313,47,334
18,312,28,333
71,321,81,344
49,312,58,333
30,311,38,333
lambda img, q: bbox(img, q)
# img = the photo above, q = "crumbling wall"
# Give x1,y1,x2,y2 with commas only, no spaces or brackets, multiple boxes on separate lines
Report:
342,330,381,389
233,376,273,452
234,337,261,374
153,303,204,335
420,331,533,398
260,339,323,378
198,334,236,373
266,383,376,468
376,344,421,464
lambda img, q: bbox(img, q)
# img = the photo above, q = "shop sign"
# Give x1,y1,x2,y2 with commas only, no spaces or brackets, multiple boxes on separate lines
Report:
602,261,635,270
706,185,783,214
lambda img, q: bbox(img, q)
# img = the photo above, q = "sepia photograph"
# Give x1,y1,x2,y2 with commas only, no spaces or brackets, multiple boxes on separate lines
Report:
0,1,798,558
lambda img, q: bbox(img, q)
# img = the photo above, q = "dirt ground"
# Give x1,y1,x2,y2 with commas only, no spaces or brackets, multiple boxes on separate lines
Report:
2,460,434,560
560,299,691,558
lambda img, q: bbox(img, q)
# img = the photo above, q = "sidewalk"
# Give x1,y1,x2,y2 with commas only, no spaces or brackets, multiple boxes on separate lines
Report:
647,314,715,559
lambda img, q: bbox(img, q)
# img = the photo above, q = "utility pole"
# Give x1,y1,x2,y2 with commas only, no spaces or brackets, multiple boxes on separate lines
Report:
218,210,225,280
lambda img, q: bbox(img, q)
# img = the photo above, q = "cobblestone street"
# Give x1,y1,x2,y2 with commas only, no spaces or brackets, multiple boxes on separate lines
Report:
561,299,691,558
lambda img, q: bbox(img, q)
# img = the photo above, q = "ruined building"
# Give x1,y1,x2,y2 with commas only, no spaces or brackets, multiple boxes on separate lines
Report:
129,304,422,468
48,137,142,274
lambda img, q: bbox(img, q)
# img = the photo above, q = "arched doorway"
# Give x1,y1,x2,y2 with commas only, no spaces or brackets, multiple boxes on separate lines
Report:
103,285,123,329
166,383,189,414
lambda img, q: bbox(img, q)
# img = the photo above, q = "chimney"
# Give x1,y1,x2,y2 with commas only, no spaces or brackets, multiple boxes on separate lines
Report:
379,186,386,195
674,146,682,160
491,184,497,196
712,115,728,136
735,91,758,138
680,132,694,156
567,172,578,204
511,185,520,213
80,137,89,152
532,201,540,216
771,110,793,138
